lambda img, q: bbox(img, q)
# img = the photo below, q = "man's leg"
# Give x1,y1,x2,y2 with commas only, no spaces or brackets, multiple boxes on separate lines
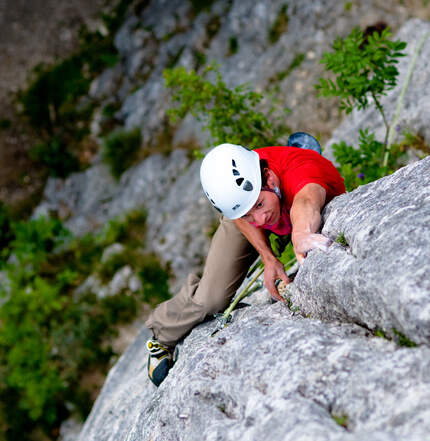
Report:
145,216,258,347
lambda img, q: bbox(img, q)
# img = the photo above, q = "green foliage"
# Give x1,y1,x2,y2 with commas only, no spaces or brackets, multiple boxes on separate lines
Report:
137,253,171,304
164,65,291,149
97,208,147,249
98,251,129,283
374,327,417,347
344,1,353,11
333,128,407,191
332,413,349,428
317,27,421,191
0,208,169,439
276,53,305,82
392,329,417,347
315,27,406,115
0,119,11,129
335,233,349,247
10,216,70,269
189,0,216,15
374,328,389,339
102,102,121,118
20,57,91,133
102,128,142,179
0,202,14,262
268,4,289,44
270,234,293,261
228,36,239,56
18,0,133,179
30,137,81,178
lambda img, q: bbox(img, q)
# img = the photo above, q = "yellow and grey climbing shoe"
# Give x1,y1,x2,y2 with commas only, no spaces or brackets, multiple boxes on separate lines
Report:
146,339,173,387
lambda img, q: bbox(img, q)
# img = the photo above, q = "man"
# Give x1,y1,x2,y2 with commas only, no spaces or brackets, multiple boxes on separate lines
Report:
145,142,345,386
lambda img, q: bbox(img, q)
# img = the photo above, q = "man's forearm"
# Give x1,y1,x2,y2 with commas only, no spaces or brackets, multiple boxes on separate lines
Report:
290,198,322,239
233,218,277,264
234,217,288,301
289,183,329,263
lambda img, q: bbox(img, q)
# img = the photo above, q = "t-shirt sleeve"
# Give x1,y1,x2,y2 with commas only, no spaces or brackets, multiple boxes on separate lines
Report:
281,154,345,204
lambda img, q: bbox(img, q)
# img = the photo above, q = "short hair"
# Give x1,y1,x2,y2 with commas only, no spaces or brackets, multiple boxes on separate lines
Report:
259,159,269,187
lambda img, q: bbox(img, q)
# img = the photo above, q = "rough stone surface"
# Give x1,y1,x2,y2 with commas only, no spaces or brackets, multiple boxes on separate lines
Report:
287,156,430,345
34,15,430,296
34,149,217,293
78,157,430,441
71,10,430,441
78,304,430,441
112,0,425,145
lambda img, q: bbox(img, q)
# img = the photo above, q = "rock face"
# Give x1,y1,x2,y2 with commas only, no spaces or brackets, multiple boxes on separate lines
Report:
288,156,430,345
34,13,430,295
78,156,430,441
29,5,430,439
110,0,418,145
34,149,217,293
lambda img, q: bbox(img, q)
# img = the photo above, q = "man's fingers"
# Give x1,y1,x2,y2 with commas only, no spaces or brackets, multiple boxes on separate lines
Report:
270,288,285,302
296,252,305,265
312,237,333,252
279,272,290,285
265,279,285,302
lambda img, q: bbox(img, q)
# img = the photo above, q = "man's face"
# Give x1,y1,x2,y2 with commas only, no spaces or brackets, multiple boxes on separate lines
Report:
241,189,281,227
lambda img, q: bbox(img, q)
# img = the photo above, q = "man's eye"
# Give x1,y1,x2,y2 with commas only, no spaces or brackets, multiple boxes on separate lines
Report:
257,201,263,208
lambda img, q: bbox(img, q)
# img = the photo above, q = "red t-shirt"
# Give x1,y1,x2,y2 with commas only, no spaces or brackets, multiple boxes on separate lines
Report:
252,146,345,235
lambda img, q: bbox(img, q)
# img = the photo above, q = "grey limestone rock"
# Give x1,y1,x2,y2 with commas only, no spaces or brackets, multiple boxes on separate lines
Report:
78,303,430,441
34,149,217,293
288,156,430,345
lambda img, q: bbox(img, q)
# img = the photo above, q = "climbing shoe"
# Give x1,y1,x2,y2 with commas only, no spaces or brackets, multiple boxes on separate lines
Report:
146,339,173,387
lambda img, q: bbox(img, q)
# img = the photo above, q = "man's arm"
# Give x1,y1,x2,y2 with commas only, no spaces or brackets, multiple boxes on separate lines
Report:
234,218,288,302
290,183,332,264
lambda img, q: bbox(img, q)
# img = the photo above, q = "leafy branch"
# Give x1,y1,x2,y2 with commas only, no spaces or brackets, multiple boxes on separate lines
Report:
164,64,291,150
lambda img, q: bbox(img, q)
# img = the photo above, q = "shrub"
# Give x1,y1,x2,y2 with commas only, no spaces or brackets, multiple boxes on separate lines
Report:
315,26,415,189
0,202,14,262
268,4,289,44
30,137,81,178
137,253,170,304
315,27,406,118
102,128,142,179
332,129,406,191
164,64,291,150
0,209,169,440
18,0,133,179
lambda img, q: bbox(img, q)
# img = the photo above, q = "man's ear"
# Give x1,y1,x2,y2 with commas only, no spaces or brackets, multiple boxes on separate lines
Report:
265,168,278,188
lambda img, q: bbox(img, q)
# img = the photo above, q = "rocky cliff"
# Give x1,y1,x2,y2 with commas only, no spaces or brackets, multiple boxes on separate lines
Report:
78,156,430,441
27,2,430,439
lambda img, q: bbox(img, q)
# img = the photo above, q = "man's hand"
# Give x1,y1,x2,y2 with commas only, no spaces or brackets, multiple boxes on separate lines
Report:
263,256,290,302
292,231,333,265
290,183,330,265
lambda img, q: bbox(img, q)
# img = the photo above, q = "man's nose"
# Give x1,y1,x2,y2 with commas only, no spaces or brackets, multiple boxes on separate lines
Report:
253,212,267,227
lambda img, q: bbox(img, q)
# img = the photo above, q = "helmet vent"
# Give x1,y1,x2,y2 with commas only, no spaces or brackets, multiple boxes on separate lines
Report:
243,180,253,191
232,159,237,167
236,178,244,186
232,169,240,176
232,204,240,211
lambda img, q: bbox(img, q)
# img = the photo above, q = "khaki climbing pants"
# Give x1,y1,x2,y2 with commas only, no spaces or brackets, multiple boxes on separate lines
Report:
145,216,259,347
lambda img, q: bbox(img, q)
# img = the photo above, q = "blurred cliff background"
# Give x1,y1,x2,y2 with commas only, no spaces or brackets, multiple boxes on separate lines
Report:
0,1,429,440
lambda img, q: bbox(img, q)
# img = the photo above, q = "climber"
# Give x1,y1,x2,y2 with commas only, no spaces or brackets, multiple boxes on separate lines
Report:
145,139,345,387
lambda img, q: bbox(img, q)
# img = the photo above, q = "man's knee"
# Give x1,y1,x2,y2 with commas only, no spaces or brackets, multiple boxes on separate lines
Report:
201,291,231,316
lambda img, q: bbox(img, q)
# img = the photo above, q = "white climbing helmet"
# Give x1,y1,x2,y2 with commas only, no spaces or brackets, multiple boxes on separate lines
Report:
200,143,261,219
